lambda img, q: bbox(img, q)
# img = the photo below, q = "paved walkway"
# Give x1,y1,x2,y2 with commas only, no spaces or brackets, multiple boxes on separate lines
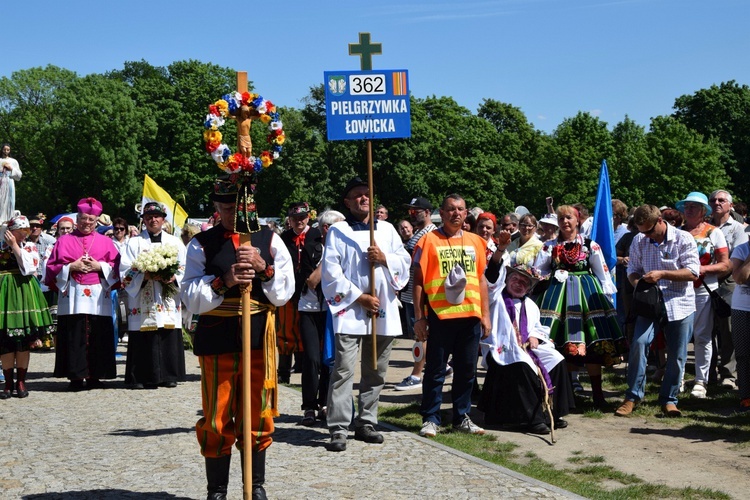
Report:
0,341,580,499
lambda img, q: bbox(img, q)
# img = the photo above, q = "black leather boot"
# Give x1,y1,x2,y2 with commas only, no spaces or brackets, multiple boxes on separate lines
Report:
205,455,231,500
0,369,13,399
252,450,267,500
16,367,29,398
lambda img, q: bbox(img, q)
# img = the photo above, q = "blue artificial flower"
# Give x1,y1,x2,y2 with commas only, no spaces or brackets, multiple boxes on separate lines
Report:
252,97,264,108
273,145,282,153
254,158,263,172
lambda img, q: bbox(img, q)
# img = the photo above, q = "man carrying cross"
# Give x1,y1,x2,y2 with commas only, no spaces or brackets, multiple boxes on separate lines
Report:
181,176,294,499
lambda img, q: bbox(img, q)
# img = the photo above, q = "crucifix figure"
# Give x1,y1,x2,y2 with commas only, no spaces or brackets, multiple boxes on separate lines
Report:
232,104,259,157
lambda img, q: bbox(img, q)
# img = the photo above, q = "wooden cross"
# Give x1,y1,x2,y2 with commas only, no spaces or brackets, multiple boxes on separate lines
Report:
236,69,255,500
349,32,382,71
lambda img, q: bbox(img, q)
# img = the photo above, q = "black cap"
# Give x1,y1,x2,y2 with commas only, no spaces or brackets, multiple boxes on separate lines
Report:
209,174,238,203
341,176,368,200
288,202,311,216
142,202,167,217
405,196,433,210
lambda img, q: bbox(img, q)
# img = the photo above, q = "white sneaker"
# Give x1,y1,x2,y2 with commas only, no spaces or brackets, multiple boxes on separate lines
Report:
453,416,485,435
419,421,439,437
721,378,738,390
691,382,707,399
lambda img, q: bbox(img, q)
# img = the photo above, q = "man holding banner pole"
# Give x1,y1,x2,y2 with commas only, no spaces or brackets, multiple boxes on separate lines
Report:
181,176,294,499
322,176,410,452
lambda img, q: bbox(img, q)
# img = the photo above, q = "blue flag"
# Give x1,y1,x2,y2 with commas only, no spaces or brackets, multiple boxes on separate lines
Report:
590,159,616,272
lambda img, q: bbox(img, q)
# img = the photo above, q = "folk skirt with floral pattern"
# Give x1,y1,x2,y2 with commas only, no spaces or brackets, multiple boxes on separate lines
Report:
538,271,627,366
0,271,54,354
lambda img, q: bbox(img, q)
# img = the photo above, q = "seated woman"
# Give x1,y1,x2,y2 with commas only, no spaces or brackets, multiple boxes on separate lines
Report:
479,264,575,434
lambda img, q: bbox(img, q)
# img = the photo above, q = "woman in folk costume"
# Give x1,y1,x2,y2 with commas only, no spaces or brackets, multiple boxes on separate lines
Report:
479,263,574,434
45,197,120,391
0,143,22,223
0,215,54,399
120,202,187,389
533,205,626,408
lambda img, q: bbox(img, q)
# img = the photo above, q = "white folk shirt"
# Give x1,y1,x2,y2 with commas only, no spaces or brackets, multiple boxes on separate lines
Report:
120,231,186,331
322,219,411,336
180,230,294,315
481,259,564,373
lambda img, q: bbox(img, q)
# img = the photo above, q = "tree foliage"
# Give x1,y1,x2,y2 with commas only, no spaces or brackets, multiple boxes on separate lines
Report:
0,62,746,224
673,81,750,196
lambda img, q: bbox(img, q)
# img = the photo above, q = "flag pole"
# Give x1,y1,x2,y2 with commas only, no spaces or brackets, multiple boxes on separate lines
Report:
367,140,377,371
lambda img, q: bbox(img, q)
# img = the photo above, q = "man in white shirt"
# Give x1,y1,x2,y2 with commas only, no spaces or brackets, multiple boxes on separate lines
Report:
322,177,410,452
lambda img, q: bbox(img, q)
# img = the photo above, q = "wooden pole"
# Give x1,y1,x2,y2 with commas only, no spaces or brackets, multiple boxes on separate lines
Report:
367,140,377,371
236,70,254,500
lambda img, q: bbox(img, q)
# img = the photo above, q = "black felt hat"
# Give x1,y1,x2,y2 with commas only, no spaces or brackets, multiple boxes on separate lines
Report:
341,176,368,200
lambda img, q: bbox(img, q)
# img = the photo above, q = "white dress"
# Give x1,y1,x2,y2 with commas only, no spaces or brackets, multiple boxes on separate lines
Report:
0,157,21,222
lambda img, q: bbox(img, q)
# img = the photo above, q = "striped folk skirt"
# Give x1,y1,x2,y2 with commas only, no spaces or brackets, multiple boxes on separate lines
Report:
538,271,627,366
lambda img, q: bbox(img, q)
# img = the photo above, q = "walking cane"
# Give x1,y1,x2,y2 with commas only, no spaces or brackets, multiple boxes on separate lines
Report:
524,341,556,444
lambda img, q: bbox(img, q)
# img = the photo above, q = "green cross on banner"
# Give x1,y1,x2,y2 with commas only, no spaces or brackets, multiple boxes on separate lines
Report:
349,32,382,70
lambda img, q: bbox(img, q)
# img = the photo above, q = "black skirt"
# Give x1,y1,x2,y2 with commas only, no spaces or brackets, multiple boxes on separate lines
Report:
125,327,186,385
54,314,117,380
479,355,575,427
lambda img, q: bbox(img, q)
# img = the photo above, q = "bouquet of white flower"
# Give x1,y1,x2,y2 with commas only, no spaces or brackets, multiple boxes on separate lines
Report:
132,244,180,299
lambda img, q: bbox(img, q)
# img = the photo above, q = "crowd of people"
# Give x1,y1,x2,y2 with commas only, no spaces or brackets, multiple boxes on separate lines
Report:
3,136,750,499
277,184,750,452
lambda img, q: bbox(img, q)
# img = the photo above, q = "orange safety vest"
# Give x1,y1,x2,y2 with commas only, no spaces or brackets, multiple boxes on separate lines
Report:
415,229,487,320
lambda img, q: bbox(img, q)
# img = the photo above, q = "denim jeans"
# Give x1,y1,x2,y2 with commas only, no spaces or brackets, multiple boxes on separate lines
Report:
626,313,694,405
419,311,481,426
299,311,329,411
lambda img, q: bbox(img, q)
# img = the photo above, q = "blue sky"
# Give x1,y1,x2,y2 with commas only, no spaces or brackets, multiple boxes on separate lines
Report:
2,0,747,133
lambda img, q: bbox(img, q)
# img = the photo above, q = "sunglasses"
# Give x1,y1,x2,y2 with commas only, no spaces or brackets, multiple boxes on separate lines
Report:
114,227,126,231
641,220,660,235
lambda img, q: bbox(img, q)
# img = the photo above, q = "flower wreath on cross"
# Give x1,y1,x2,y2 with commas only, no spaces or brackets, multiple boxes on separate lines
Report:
203,92,285,173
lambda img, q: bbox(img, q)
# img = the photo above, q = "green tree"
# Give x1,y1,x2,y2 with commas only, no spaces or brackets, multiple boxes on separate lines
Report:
545,112,615,210
477,99,551,214
673,81,750,197
610,116,650,208
0,66,144,216
110,60,237,217
643,115,729,206
0,65,78,215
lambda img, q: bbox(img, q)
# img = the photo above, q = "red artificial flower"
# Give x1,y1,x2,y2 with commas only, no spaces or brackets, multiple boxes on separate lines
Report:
209,104,220,116
205,142,220,153
241,91,251,105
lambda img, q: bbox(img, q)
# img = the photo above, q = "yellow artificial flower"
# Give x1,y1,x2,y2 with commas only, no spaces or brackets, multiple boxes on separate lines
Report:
215,100,229,116
260,114,271,124
203,130,222,143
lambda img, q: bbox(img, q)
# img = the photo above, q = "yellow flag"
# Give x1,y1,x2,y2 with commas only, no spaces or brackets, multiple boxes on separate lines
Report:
141,175,188,231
